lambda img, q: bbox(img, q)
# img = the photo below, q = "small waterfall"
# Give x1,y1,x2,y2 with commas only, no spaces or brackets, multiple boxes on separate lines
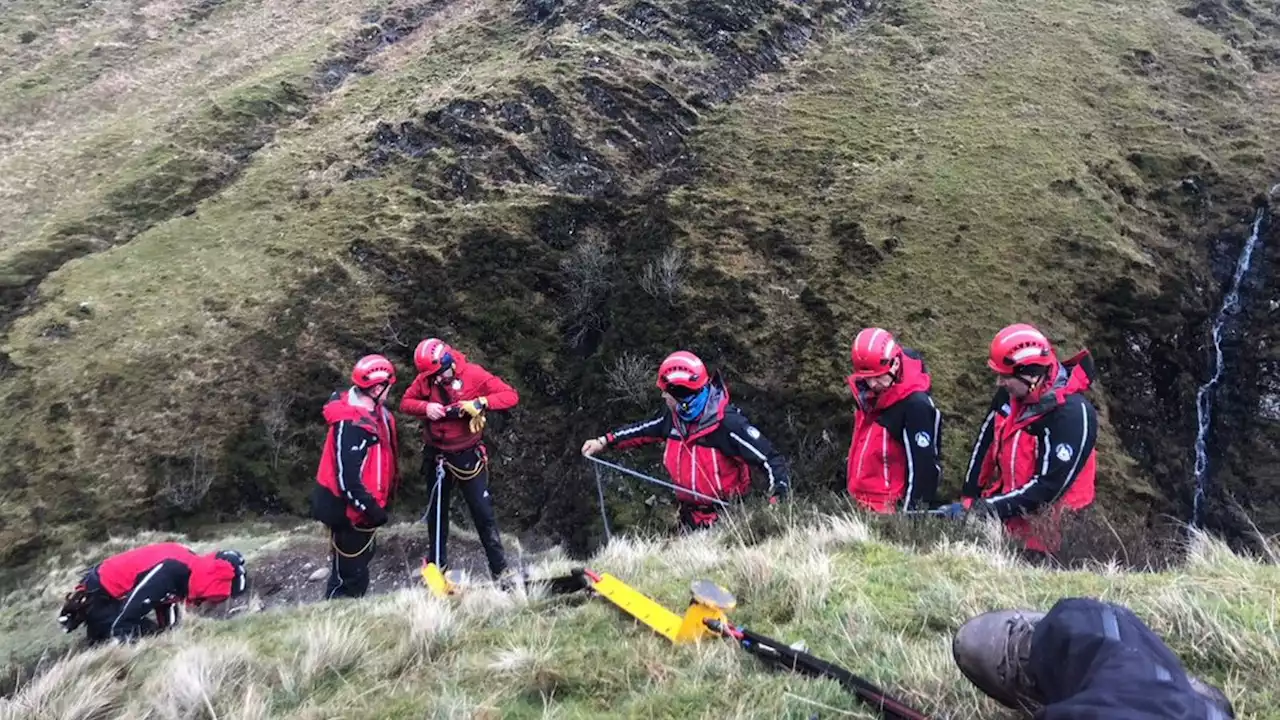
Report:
1191,193,1275,527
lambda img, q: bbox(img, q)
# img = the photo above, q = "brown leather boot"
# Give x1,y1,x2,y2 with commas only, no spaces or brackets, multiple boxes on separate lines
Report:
953,609,1236,718
952,609,1045,713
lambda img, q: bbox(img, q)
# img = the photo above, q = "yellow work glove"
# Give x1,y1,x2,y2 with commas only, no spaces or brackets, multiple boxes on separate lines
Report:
460,397,487,434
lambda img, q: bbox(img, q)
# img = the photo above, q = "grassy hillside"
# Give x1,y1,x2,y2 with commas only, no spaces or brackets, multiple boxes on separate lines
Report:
2,0,1280,566
1,506,1276,718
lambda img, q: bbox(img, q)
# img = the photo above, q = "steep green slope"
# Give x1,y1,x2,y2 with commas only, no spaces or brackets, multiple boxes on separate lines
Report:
1,509,1276,718
2,0,1280,566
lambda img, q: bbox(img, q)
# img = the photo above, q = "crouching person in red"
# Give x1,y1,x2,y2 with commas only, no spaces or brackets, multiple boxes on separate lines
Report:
581,351,790,529
58,542,247,644
310,354,400,600
845,328,943,513
946,324,1099,554
400,339,519,581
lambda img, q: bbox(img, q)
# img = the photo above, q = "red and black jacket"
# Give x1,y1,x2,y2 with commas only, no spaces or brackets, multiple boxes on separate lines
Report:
312,388,400,528
963,351,1099,527
846,349,942,513
400,350,519,452
602,373,790,506
92,542,240,640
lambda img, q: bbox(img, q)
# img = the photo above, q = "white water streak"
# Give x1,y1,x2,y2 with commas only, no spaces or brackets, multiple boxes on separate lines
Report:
1192,203,1271,526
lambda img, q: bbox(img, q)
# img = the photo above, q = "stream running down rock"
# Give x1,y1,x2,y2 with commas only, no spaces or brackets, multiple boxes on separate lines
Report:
1191,186,1278,527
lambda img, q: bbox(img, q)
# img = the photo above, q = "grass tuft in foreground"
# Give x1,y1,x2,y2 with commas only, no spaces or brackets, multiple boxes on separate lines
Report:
2,505,1276,718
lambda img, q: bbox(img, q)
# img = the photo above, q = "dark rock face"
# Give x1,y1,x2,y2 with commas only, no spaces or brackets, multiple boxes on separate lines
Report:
332,0,869,554
1203,212,1280,541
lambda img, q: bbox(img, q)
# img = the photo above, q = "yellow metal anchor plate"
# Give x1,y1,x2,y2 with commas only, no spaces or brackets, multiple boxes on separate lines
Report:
585,571,735,644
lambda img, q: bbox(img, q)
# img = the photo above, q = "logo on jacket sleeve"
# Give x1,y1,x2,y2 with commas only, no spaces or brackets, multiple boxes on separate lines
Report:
1055,443,1074,462
746,425,761,439
914,431,931,448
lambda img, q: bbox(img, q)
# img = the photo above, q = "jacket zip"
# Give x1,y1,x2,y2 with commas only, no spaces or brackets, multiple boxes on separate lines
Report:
881,431,889,488
855,417,875,485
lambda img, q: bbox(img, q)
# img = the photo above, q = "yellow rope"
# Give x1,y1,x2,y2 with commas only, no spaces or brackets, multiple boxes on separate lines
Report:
331,526,376,558
444,455,487,481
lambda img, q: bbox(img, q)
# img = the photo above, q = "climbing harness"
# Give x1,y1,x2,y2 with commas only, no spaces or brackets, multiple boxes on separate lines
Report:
442,446,488,481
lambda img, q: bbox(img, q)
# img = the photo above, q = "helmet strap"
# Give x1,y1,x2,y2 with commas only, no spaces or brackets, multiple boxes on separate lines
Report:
1013,365,1048,393
360,383,389,404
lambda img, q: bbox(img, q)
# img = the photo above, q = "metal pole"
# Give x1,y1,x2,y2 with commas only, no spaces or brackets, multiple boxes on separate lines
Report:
584,455,730,508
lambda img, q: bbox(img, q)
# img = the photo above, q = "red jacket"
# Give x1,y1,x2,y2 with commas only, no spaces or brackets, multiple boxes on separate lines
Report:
846,350,943,513
964,351,1099,552
400,350,519,451
314,389,400,526
604,374,790,517
97,542,237,604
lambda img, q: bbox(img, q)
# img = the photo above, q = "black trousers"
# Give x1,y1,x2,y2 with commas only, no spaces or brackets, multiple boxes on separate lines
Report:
1032,598,1229,719
423,446,508,578
324,523,377,599
80,569,163,644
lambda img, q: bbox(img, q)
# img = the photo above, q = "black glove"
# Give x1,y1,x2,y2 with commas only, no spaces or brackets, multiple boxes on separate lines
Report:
969,499,999,521
362,505,389,528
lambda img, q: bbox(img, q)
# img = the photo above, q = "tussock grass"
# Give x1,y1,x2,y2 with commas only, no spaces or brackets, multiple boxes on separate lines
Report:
144,642,257,720
0,644,135,720
5,508,1279,717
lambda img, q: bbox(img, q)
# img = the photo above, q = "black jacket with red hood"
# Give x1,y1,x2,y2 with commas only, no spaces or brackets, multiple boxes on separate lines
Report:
963,350,1099,522
846,348,943,513
602,372,791,505
94,542,244,638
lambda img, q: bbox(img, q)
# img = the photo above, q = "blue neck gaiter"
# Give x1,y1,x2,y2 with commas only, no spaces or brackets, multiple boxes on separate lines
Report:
677,386,711,422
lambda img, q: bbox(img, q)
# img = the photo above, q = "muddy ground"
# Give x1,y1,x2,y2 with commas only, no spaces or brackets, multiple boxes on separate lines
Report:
220,525,563,614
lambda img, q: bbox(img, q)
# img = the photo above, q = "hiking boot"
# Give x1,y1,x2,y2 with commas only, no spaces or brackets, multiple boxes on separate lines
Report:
954,609,1236,719
953,609,1045,713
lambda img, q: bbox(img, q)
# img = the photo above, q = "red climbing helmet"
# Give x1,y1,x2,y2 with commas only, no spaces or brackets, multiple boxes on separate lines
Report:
850,327,902,379
351,354,396,389
414,338,454,375
987,323,1055,375
656,351,709,396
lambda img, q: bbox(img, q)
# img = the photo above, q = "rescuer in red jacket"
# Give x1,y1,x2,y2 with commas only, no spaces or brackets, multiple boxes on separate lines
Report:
845,328,943,513
942,323,1099,554
400,339,520,580
580,350,790,529
58,542,248,644
310,354,400,599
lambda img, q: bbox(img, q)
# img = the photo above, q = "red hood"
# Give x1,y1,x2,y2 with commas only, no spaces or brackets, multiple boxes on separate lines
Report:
323,389,372,425
186,553,236,604
1010,350,1094,426
850,352,931,413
